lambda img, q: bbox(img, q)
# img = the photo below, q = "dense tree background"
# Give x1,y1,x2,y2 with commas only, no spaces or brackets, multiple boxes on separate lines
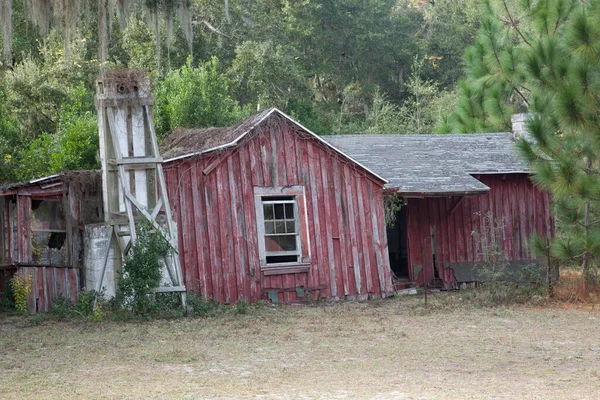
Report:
0,0,480,182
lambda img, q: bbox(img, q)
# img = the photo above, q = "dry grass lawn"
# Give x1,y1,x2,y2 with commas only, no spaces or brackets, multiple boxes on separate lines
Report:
1,295,600,399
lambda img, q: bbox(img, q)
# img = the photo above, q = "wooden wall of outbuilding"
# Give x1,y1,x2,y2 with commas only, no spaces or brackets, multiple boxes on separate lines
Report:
405,174,554,285
164,122,393,303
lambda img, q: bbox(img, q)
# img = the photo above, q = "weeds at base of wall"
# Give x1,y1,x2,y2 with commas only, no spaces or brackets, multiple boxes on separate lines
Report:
403,263,551,315
10,271,33,314
27,290,264,322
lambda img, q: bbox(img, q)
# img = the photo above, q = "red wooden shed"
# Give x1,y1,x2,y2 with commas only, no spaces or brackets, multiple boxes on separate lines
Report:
325,133,555,288
160,108,394,303
0,172,103,311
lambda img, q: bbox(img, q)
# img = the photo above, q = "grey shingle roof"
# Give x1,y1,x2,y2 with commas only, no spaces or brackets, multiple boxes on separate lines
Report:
323,133,529,195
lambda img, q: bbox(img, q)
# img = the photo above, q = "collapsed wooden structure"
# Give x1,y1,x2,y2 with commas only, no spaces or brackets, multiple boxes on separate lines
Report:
160,108,394,303
0,172,102,311
325,133,555,288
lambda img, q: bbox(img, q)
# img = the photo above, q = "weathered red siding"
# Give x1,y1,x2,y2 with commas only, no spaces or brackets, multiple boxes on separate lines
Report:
405,174,553,285
164,122,393,303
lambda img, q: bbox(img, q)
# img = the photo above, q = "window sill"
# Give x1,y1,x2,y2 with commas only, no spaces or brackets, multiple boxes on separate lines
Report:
261,263,311,276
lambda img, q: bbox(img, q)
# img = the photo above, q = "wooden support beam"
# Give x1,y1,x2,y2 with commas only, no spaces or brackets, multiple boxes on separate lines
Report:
449,196,464,215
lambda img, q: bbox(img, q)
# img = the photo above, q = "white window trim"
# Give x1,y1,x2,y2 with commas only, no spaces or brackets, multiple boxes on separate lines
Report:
254,186,311,272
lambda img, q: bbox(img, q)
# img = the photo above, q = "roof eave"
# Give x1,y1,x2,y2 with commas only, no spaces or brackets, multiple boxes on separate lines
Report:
393,188,491,197
162,108,390,185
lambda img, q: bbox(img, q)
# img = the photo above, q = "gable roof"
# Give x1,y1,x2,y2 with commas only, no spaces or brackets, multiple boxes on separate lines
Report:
160,108,387,183
323,133,529,196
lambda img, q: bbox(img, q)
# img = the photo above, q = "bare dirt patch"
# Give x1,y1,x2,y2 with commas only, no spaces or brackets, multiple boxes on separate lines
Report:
1,296,599,399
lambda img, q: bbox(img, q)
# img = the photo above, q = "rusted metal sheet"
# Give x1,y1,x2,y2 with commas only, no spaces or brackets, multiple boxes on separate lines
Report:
405,174,553,286
164,122,392,303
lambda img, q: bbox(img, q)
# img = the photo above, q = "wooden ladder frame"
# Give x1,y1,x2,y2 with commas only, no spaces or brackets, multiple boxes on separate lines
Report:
95,101,186,309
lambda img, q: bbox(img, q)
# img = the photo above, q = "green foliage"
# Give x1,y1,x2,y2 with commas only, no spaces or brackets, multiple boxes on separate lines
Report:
116,223,172,317
186,292,224,317
384,193,403,228
10,271,32,314
51,290,105,321
511,2,600,277
0,275,15,311
448,0,580,133
228,40,311,111
155,57,246,136
16,85,99,181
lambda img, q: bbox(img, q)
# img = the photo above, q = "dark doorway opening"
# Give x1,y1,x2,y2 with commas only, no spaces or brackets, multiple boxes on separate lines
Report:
387,207,408,279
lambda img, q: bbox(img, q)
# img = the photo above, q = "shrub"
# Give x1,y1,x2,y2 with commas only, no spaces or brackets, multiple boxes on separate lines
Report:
186,292,223,318
116,223,172,317
10,271,32,313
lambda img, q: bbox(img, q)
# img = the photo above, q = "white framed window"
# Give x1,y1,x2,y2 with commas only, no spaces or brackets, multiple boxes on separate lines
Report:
261,196,300,264
254,186,310,272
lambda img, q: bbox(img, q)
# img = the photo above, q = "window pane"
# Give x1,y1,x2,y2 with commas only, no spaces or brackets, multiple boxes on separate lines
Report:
265,236,281,252
274,204,285,219
278,235,297,251
264,221,275,234
286,221,295,233
284,203,294,219
275,221,286,233
263,204,274,220
265,235,297,252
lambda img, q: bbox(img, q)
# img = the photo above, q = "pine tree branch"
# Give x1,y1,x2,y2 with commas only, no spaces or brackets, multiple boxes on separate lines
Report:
501,0,532,47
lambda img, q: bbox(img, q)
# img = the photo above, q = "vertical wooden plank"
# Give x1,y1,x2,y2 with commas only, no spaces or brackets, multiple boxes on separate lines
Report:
455,197,467,263
466,196,478,262
500,178,513,259
261,131,273,187
327,162,345,297
238,146,258,301
428,198,440,279
356,176,373,293
517,177,528,260
216,165,233,303
204,172,221,301
300,142,318,294
55,267,64,300
275,124,289,186
228,156,247,302
374,187,392,294
269,129,281,188
69,269,78,303
42,267,48,312
526,177,535,259
35,267,43,312
191,164,208,297
240,147,262,300
177,163,194,292
319,150,338,298
360,179,379,294
307,143,329,297
248,137,263,187
368,183,386,295
343,164,362,296
6,201,12,264
285,128,299,186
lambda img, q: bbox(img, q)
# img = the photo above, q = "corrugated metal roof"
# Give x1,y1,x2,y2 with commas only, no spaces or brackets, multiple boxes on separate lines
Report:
322,133,529,195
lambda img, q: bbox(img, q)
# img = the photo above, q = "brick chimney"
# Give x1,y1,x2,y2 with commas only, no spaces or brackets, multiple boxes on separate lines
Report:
511,113,532,140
